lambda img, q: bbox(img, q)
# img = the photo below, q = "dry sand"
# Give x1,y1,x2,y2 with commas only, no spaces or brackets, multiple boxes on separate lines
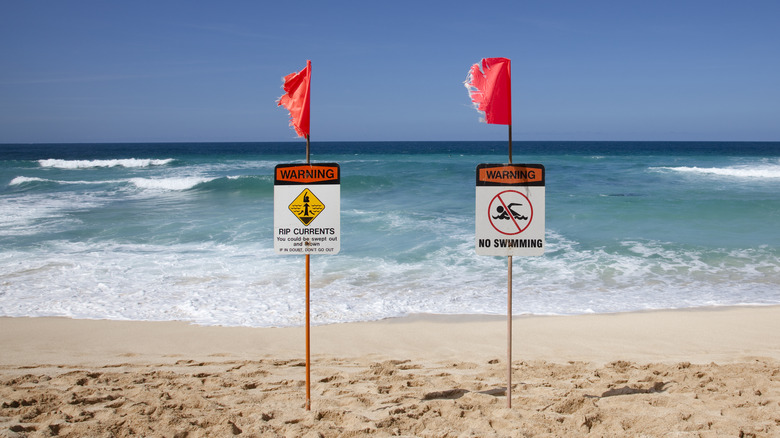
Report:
1,306,780,437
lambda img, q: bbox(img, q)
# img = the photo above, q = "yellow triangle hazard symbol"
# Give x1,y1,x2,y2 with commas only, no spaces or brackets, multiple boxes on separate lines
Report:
288,188,325,226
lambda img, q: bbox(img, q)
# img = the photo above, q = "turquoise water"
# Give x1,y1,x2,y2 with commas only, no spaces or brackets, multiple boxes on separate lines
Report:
1,141,779,326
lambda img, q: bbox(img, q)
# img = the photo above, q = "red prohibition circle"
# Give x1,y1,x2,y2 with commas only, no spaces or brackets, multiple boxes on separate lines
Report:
487,190,533,235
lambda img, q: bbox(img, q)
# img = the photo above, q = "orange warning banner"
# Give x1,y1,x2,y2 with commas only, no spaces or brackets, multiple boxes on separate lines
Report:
275,163,340,185
477,164,544,186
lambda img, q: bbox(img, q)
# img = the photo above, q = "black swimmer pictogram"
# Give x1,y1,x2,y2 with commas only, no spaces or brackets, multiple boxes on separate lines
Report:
492,203,528,221
487,190,533,235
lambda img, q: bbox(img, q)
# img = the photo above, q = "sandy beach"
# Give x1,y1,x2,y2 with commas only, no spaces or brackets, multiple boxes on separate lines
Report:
2,306,780,437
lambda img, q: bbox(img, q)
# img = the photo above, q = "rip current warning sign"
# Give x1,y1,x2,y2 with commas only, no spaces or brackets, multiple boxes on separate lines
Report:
274,163,340,254
476,163,545,256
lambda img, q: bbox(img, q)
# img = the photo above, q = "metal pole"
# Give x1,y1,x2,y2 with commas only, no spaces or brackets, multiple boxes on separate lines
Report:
306,135,311,164
305,134,311,411
508,125,513,164
507,255,512,408
507,124,513,408
305,253,311,410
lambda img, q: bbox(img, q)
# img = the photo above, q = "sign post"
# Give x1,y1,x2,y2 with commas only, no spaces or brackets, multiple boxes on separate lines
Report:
475,163,545,407
274,162,340,410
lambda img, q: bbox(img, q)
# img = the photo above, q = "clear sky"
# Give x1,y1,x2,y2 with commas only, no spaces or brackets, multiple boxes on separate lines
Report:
2,0,779,143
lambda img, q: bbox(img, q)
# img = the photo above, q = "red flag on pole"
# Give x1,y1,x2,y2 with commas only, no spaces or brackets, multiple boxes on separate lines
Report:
277,60,311,137
464,57,511,125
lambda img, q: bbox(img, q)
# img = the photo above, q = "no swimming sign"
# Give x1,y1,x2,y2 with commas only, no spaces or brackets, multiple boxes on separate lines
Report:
475,163,545,256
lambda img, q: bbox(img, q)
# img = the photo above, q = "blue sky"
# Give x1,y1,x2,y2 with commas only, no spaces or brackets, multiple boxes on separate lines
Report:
1,0,779,143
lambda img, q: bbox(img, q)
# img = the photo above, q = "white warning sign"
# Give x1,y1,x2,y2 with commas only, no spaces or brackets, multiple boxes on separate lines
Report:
274,163,340,255
476,163,545,256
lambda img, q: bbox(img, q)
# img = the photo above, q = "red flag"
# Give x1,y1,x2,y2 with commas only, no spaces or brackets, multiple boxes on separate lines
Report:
464,57,511,125
277,60,311,137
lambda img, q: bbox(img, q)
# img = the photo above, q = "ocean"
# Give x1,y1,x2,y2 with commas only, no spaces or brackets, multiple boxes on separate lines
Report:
1,141,779,327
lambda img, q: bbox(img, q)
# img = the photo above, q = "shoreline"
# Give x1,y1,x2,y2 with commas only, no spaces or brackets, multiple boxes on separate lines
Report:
3,305,779,368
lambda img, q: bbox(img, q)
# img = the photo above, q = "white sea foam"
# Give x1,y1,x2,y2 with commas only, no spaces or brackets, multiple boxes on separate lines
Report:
9,176,49,185
128,176,215,191
1,233,777,327
10,176,125,186
654,164,780,179
38,158,174,169
0,193,106,235
10,175,216,190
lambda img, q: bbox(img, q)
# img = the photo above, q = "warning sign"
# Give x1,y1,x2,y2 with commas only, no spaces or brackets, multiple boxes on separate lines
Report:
288,188,325,226
476,164,545,256
274,163,340,255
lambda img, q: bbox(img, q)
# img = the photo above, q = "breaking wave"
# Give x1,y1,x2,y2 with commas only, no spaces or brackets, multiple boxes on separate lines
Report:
653,163,780,179
38,158,175,169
